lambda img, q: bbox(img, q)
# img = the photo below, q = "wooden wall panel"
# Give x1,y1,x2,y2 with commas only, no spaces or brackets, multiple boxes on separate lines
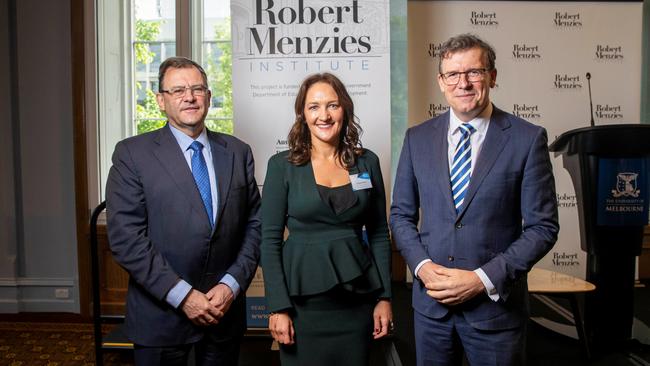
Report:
96,223,127,315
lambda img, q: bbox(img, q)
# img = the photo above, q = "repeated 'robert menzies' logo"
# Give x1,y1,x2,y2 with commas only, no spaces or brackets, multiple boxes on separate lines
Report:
595,45,623,60
554,12,582,27
470,11,498,26
557,193,577,208
428,42,443,59
552,252,580,267
512,104,541,120
428,103,449,118
512,43,541,60
554,74,582,90
595,104,623,120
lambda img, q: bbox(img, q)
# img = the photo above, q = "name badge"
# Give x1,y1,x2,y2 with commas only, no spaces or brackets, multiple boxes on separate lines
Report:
350,172,373,191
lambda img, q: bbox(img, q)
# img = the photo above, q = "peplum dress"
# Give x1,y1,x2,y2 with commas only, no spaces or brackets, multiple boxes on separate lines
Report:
260,149,392,365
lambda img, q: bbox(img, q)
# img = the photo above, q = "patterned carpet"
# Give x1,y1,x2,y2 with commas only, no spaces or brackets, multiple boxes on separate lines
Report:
0,322,133,366
1,282,648,365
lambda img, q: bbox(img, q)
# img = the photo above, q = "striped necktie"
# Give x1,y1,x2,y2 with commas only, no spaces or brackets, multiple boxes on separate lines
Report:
189,141,213,228
450,123,476,213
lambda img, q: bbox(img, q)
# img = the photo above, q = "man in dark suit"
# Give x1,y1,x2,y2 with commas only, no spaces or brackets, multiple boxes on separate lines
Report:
106,57,261,365
390,34,559,365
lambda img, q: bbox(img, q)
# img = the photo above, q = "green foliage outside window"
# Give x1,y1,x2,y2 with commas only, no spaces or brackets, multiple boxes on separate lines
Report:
134,19,166,134
205,20,234,134
134,20,160,65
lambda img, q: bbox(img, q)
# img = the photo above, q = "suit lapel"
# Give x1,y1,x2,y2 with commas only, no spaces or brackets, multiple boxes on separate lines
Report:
152,125,211,228
457,107,511,220
209,131,233,230
430,113,457,216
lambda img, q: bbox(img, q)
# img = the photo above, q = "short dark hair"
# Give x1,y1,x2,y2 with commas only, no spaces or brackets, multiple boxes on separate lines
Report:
158,57,208,92
287,73,363,168
438,33,496,73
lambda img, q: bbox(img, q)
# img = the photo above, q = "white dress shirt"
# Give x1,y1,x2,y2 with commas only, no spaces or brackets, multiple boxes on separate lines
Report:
164,124,240,308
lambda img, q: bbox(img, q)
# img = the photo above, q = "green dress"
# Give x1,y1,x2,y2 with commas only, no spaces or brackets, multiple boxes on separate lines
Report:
260,149,392,366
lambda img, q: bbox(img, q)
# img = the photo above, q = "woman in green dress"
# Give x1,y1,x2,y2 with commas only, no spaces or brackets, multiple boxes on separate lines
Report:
260,72,393,365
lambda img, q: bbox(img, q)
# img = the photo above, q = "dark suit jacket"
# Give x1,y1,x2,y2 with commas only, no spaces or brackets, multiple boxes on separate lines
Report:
260,150,392,313
390,106,559,330
106,124,261,346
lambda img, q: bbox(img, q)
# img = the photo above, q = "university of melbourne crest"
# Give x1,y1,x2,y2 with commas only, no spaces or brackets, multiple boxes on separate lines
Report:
612,172,640,198
598,159,649,226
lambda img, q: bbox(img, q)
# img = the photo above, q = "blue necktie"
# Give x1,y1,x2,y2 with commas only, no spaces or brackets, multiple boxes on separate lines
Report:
189,141,213,227
450,123,476,213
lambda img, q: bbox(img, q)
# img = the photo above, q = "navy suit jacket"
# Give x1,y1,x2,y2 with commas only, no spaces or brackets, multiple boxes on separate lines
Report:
390,106,559,330
106,124,261,346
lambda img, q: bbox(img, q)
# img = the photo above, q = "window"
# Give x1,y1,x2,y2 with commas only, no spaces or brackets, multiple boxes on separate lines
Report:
97,0,232,198
201,2,233,134
133,0,175,134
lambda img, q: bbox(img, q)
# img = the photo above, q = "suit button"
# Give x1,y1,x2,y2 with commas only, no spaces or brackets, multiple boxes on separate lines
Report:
455,223,463,229
448,256,454,261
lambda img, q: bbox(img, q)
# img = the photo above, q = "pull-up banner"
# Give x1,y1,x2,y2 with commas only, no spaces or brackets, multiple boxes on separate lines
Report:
231,0,392,327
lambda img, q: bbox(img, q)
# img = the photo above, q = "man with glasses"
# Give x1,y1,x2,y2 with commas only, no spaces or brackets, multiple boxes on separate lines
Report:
391,34,559,365
106,57,261,365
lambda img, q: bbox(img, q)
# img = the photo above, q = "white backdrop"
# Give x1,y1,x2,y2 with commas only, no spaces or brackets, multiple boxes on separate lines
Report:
408,1,643,278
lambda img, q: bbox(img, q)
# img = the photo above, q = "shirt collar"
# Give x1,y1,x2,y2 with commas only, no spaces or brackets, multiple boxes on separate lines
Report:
449,103,492,136
168,123,210,153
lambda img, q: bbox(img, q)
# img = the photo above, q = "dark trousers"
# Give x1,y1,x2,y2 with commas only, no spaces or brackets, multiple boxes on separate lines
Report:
414,310,526,366
134,335,241,366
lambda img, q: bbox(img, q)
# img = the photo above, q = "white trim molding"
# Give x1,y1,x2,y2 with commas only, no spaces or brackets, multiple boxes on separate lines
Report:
0,277,77,313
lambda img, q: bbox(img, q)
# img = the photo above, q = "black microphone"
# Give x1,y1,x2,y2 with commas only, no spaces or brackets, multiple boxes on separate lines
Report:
586,72,595,127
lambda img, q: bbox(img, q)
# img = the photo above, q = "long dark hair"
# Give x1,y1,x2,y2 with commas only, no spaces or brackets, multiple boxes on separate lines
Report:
287,73,363,168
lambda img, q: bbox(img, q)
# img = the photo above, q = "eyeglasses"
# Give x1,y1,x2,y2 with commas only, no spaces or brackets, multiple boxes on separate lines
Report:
160,85,209,98
440,68,491,86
